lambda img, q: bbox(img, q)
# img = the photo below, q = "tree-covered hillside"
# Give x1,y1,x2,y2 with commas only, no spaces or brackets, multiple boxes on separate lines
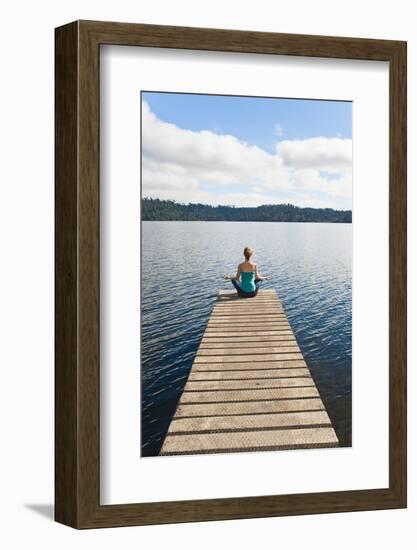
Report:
142,198,352,223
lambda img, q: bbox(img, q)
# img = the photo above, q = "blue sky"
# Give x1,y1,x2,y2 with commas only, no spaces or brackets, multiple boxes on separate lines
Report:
141,92,353,210
142,92,351,154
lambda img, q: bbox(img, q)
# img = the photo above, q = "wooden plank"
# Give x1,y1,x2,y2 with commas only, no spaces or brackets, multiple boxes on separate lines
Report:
207,325,290,331
212,306,284,313
194,353,303,363
180,387,319,403
211,315,287,322
188,368,312,380
197,345,300,356
166,411,332,434
201,339,299,347
218,295,279,300
208,316,287,322
217,301,281,306
209,316,288,322
200,339,296,347
206,324,289,330
184,378,315,391
204,327,292,338
217,296,279,305
216,295,279,301
200,335,296,344
207,324,290,329
213,309,282,314
174,397,325,417
214,304,283,308
217,295,279,300
203,330,294,337
214,302,282,308
207,324,291,330
192,360,308,371
159,289,339,455
219,289,276,295
214,304,283,309
160,427,338,455
212,312,285,317
218,299,280,304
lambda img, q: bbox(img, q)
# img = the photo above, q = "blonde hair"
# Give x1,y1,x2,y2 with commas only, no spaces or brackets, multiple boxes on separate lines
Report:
243,246,253,260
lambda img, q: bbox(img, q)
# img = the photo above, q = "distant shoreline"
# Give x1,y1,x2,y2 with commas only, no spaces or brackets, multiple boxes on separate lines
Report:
142,198,352,223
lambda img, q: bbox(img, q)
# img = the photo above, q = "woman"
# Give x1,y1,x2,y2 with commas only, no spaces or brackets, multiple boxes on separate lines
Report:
224,246,270,298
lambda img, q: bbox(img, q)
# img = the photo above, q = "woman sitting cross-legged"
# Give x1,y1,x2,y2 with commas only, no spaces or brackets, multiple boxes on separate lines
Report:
224,246,270,298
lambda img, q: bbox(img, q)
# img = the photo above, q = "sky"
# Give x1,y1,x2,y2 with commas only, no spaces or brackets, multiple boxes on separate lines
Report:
141,91,352,210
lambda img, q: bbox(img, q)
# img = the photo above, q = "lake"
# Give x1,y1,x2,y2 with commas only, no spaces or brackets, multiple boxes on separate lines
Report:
141,221,352,456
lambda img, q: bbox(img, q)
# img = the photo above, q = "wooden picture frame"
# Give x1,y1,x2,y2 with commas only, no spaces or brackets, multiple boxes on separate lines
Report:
55,20,407,528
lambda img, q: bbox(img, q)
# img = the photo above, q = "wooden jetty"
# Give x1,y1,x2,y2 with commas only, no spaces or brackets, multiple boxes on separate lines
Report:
160,289,339,456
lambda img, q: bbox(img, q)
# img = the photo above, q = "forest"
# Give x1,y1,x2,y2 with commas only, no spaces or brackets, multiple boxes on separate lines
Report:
142,198,352,223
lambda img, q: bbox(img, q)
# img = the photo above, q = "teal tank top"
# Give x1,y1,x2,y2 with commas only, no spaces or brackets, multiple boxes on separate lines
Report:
240,271,256,293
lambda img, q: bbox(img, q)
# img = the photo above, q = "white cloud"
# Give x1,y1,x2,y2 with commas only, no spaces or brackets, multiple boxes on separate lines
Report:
142,101,352,209
276,137,352,173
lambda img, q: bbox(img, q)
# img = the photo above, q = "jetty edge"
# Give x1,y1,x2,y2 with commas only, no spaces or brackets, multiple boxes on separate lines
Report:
160,289,339,456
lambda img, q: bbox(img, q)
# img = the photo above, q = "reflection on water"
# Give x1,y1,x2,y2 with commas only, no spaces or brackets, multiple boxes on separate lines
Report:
141,221,352,456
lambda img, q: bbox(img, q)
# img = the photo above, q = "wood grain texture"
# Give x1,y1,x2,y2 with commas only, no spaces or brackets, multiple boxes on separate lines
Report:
192,360,308,371
175,398,326,417
194,353,304,363
214,302,282,308
208,316,288,323
188,368,312,380
197,345,300,355
161,427,339,455
205,326,292,333
184,377,315,390
166,410,332,434
388,38,407,508
203,330,294,337
180,387,320,403
199,336,298,352
55,20,78,528
55,19,406,528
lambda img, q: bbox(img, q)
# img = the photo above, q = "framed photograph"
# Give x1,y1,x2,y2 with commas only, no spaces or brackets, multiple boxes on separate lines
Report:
55,20,406,528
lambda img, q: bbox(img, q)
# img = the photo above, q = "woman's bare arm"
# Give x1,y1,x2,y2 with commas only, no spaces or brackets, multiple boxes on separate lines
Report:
224,264,241,281
255,264,270,281
233,263,241,281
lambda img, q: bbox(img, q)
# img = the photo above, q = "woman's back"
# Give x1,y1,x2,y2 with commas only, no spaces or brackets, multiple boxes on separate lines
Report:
240,260,256,272
239,261,256,292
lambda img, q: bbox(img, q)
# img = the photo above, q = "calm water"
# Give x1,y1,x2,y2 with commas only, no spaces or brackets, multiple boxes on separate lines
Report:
141,221,352,456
